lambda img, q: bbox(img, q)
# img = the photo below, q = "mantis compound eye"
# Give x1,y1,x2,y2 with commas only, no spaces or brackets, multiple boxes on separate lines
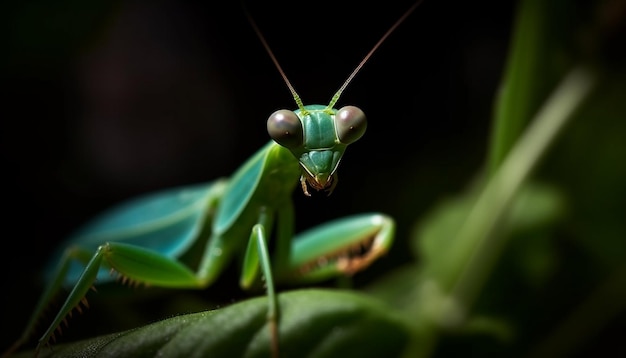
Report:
335,106,367,144
267,109,303,149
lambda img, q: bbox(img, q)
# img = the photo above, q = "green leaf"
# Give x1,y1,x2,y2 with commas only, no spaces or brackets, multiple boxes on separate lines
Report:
21,289,413,358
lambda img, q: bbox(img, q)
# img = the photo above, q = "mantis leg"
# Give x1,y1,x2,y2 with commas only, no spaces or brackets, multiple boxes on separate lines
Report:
238,209,395,358
33,241,208,353
282,213,396,284
4,247,92,356
240,207,280,357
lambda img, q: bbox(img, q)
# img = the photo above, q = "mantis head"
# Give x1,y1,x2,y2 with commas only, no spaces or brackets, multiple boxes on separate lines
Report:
267,104,367,196
247,0,421,195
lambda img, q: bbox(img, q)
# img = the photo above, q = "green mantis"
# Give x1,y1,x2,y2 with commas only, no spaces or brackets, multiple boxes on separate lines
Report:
3,2,423,357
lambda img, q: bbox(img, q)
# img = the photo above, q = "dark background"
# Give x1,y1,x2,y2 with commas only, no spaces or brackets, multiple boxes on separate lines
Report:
3,0,575,354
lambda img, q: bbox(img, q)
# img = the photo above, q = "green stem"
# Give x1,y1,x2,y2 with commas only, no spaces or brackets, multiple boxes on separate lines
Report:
451,66,595,314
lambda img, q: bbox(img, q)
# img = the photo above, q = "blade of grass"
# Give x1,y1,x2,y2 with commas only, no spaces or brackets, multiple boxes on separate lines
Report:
488,0,553,175
449,66,595,317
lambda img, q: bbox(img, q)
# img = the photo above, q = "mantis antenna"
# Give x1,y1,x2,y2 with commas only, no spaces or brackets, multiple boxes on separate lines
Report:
245,0,425,112
244,9,306,113
327,0,426,109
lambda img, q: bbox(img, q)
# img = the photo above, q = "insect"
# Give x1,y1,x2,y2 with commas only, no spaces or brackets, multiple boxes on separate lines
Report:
3,1,422,357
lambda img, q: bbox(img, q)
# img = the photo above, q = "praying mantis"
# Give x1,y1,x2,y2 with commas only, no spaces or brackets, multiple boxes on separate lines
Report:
3,1,423,357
